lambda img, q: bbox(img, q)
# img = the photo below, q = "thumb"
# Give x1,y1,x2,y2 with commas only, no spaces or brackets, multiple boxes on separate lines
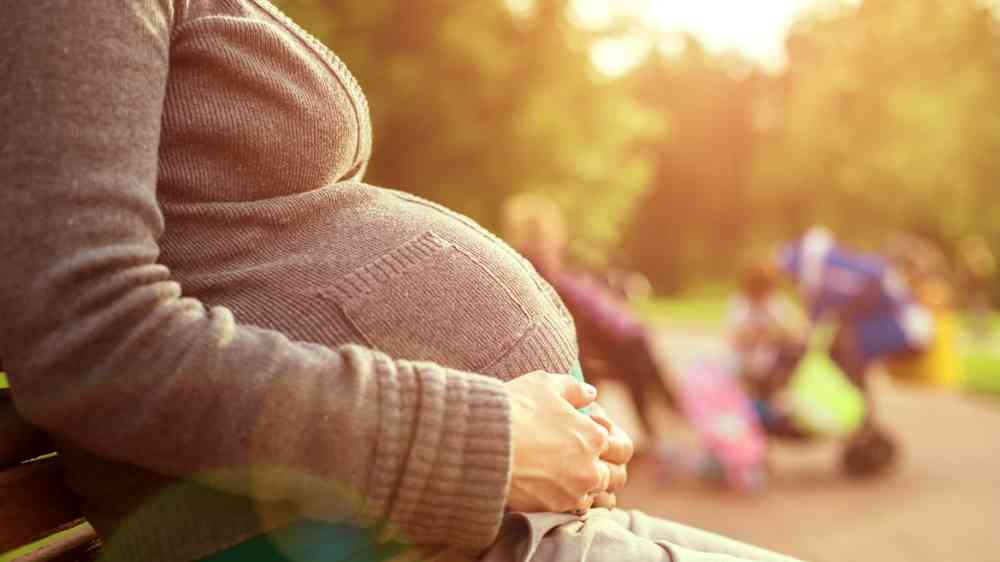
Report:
556,376,598,409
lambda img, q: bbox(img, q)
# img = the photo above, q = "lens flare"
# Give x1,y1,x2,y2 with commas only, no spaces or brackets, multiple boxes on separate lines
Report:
572,0,830,73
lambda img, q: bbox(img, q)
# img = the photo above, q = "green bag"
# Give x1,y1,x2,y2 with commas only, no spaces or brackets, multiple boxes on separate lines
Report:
786,325,866,436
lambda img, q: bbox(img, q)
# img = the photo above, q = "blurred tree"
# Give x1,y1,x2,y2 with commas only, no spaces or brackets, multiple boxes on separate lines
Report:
620,38,762,291
274,0,660,262
754,0,1000,273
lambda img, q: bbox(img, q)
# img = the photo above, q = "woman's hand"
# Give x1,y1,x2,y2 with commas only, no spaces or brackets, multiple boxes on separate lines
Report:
505,372,611,514
588,403,634,510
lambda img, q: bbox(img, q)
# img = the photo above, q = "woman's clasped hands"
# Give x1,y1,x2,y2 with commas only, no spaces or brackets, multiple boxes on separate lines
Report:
505,372,635,515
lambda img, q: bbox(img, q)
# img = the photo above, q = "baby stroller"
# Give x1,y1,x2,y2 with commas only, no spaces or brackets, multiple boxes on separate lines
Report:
759,228,932,476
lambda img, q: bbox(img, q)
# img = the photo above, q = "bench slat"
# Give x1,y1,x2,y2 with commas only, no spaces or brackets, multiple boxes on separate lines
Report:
0,458,86,552
11,524,100,562
0,388,54,469
0,388,101,559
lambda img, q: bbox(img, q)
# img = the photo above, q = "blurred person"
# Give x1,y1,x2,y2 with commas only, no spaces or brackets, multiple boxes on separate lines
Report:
881,233,962,388
727,261,803,396
957,235,997,339
603,267,655,303
501,194,676,447
0,3,799,562
884,232,955,311
779,227,934,474
780,228,934,383
725,261,811,441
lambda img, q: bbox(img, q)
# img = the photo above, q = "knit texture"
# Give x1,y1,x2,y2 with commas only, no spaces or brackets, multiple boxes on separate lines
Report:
0,1,577,560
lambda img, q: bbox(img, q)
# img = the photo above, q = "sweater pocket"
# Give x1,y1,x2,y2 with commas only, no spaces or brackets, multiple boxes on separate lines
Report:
317,231,534,373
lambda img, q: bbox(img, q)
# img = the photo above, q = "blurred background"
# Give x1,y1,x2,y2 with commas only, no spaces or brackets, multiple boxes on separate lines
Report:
278,0,1000,295
268,1,1000,560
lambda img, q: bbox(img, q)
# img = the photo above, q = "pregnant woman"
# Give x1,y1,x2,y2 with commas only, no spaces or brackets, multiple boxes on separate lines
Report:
0,2,797,561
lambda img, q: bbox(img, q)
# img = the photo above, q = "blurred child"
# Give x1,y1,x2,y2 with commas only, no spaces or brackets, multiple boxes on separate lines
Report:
728,261,802,395
501,194,675,445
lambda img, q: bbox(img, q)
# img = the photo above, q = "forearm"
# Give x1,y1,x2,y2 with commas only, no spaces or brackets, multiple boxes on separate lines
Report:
6,305,512,546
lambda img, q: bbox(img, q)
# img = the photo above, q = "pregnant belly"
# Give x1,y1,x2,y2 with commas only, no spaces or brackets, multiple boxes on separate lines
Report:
162,183,579,379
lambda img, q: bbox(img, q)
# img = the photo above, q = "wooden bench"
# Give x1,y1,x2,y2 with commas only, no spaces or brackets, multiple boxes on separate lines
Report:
0,387,101,561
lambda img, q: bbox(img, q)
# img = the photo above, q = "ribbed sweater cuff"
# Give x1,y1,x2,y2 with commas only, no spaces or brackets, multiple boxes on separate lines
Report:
367,357,512,553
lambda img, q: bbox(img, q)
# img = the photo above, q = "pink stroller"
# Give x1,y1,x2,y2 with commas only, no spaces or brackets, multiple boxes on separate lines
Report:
676,359,768,492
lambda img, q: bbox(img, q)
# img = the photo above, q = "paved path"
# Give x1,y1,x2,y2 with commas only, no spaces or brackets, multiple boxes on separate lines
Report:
610,329,1000,562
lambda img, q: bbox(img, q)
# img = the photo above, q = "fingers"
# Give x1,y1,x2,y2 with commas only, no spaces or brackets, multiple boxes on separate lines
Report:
605,461,628,492
585,414,611,454
591,491,617,510
590,410,635,465
574,492,596,515
506,373,627,516
604,434,634,466
555,375,599,409
591,460,611,493
588,460,626,494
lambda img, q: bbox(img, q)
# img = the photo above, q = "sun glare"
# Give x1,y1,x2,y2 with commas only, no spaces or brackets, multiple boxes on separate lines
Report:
573,0,825,76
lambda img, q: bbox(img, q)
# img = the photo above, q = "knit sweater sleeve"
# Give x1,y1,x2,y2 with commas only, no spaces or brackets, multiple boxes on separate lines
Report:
0,0,510,552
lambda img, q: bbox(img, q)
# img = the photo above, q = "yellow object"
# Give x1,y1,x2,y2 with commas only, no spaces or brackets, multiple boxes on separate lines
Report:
886,311,962,387
788,348,866,437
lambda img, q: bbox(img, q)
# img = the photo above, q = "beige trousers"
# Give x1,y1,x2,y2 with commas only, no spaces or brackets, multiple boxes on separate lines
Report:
400,509,804,562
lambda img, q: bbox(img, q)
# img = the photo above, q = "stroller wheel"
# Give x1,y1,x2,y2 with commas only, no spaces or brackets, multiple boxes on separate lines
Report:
841,427,898,478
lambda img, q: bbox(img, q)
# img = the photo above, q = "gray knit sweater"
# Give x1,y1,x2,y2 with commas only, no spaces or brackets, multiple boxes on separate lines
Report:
0,1,578,560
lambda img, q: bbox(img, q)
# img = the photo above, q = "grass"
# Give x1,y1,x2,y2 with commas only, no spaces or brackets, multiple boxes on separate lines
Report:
965,359,1000,395
961,329,1000,396
631,283,736,330
633,295,729,329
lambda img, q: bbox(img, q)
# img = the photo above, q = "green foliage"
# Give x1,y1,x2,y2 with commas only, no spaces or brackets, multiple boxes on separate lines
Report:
621,40,763,289
755,0,1000,253
274,0,659,261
